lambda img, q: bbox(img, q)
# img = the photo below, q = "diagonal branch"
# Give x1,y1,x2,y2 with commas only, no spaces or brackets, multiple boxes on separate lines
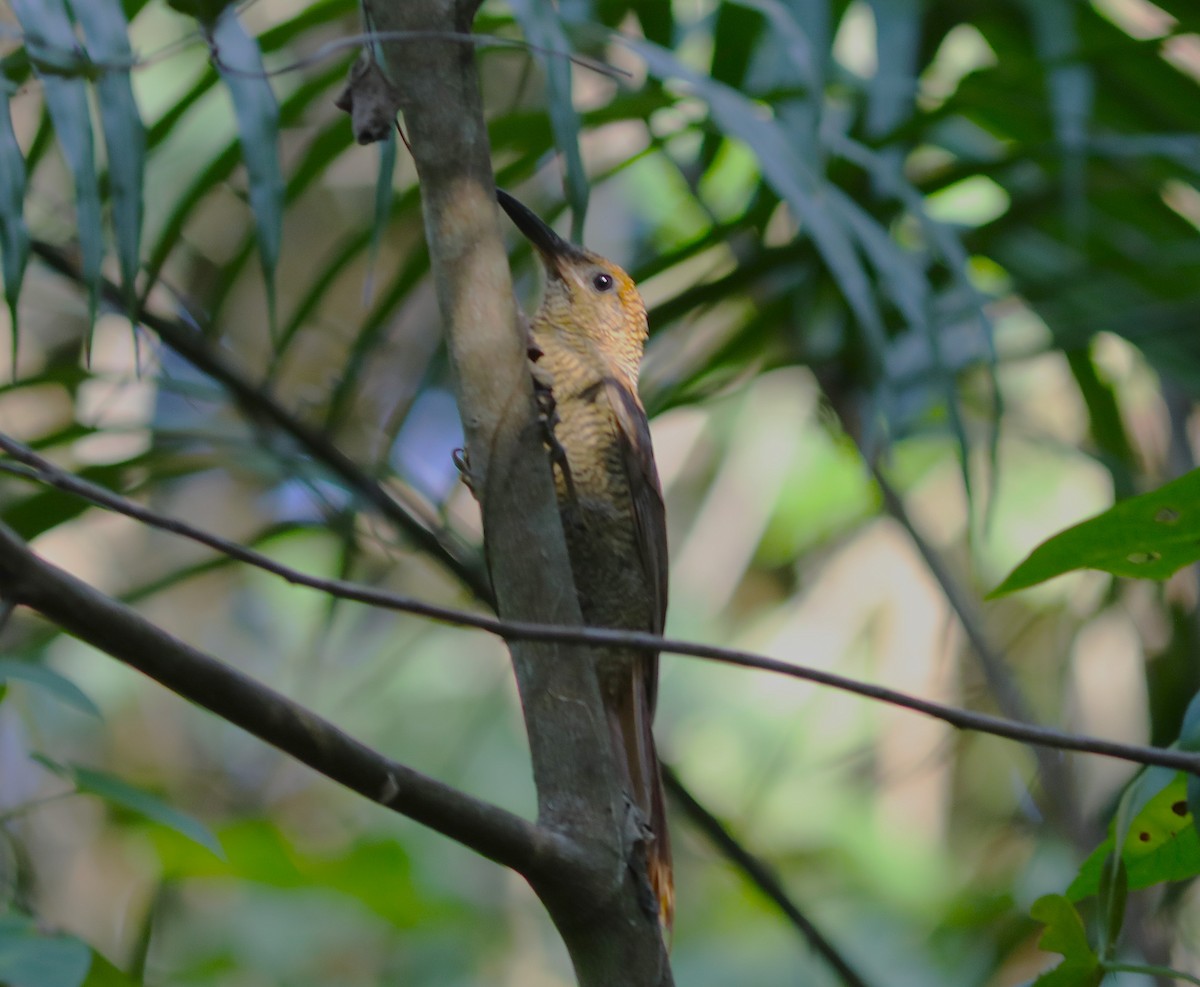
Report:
868,463,1082,840
0,517,571,880
0,430,870,985
4,431,1199,779
28,238,493,603
27,235,798,969
661,765,872,987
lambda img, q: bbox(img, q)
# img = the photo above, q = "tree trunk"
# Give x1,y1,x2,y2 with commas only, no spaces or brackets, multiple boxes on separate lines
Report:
361,1,672,982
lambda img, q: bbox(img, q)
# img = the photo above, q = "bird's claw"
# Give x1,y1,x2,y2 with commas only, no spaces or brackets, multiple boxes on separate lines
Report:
529,360,576,500
623,796,658,922
452,447,475,494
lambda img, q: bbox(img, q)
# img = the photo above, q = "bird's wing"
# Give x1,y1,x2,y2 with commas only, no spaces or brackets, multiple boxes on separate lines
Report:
604,378,668,639
604,376,674,930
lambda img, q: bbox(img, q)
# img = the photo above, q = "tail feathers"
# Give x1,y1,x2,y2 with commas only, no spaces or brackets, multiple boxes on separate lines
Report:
610,674,674,935
646,753,674,935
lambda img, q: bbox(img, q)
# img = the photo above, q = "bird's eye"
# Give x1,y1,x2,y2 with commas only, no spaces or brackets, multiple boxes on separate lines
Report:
592,272,615,292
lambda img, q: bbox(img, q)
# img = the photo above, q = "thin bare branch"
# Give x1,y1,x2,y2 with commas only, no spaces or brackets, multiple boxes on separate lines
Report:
661,766,872,987
209,30,631,82
0,518,570,881
3,431,1198,779
869,463,1083,841
26,235,799,969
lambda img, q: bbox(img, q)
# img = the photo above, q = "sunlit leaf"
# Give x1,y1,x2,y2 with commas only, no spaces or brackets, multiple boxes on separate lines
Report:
990,470,1200,596
1069,769,1200,900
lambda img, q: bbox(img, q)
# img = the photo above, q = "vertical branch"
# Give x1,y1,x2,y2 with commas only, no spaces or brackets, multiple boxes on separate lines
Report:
355,3,671,981
819,374,1083,842
868,464,1084,843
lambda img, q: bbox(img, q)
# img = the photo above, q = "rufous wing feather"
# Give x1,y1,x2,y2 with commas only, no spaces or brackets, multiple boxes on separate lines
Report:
605,378,673,932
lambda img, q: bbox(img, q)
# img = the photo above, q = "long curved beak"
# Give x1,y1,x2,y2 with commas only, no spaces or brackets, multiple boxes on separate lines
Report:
496,190,586,275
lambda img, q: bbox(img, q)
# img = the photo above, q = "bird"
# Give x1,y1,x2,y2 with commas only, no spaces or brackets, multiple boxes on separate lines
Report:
496,189,673,932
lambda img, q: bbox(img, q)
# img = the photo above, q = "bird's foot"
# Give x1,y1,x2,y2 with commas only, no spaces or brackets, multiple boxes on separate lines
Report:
529,362,576,500
623,796,658,923
451,447,475,495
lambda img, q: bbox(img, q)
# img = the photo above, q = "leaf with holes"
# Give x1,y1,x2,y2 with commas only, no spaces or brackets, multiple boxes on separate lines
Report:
1068,769,1200,900
989,469,1200,596
1179,688,1200,840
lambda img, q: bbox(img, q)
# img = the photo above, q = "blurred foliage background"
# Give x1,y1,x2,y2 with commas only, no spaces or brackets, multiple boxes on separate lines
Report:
2,0,1200,983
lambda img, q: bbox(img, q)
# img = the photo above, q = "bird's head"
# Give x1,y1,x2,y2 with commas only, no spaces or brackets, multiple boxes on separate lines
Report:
497,190,648,381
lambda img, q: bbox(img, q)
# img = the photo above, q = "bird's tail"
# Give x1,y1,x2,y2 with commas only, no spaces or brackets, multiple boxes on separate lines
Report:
611,669,674,935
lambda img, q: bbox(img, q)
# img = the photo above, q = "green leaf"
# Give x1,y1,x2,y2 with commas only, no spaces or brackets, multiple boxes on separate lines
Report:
864,0,919,136
139,142,240,299
990,469,1200,596
11,0,103,331
1179,688,1200,752
152,819,428,929
209,6,283,338
79,950,138,987
1029,895,1103,987
2,455,139,541
1065,347,1136,497
0,85,29,352
510,0,589,238
1020,0,1092,238
36,757,223,856
207,77,357,328
1069,769,1200,900
1178,689,1200,842
0,913,91,987
363,130,396,305
628,36,892,381
1096,851,1127,953
0,659,101,717
70,0,144,317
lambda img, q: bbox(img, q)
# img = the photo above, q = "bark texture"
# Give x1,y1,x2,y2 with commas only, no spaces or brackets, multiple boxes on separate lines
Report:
361,1,672,981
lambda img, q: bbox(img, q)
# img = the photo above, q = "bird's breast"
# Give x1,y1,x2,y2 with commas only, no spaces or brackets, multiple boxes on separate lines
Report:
535,342,654,643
